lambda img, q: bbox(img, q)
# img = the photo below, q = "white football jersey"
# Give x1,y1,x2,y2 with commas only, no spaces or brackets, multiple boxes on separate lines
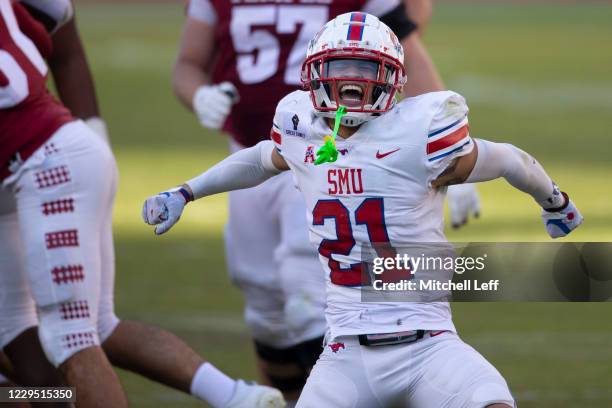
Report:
271,90,473,338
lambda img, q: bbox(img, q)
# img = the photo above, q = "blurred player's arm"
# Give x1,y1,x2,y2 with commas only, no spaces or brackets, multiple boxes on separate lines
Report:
173,15,216,109
385,0,443,97
431,139,583,237
173,4,237,129
400,34,444,96
404,0,432,33
21,0,110,142
48,19,100,119
142,141,287,234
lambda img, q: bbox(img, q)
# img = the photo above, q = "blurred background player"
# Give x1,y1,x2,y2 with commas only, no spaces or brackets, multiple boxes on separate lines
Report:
0,1,283,407
0,0,128,404
173,0,478,402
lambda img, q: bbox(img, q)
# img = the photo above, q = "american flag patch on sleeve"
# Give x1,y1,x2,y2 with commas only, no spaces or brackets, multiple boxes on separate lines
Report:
426,115,471,161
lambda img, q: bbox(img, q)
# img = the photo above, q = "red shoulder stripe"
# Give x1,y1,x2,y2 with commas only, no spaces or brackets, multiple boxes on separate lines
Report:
270,129,281,145
426,125,469,154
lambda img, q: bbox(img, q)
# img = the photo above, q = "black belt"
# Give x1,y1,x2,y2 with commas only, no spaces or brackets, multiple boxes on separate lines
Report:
358,330,426,347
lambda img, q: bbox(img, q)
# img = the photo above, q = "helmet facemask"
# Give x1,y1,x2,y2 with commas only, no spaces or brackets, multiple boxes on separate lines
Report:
302,49,405,127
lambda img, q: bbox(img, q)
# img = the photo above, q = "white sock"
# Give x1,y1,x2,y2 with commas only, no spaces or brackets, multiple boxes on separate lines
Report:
190,362,237,408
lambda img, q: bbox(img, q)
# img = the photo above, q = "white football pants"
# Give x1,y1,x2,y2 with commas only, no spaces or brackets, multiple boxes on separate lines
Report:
0,121,119,366
297,331,515,408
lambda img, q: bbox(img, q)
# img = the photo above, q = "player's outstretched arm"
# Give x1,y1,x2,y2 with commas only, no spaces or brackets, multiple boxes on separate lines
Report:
432,139,583,238
142,141,288,234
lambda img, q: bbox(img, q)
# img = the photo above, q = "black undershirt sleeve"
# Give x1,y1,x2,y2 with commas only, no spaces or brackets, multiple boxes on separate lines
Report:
379,3,418,40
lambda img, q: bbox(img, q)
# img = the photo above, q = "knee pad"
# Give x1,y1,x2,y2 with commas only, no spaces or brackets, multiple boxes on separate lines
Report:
292,336,324,371
255,336,324,392
37,303,100,367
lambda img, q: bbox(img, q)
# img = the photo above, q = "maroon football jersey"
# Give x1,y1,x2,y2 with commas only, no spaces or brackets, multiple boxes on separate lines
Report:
195,0,395,147
0,1,73,178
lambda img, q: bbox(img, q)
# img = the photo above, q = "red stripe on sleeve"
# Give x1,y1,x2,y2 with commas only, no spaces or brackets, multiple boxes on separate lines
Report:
270,129,281,145
426,125,469,154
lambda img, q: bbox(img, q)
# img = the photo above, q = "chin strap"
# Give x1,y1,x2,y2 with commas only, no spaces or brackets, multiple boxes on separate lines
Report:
315,105,347,165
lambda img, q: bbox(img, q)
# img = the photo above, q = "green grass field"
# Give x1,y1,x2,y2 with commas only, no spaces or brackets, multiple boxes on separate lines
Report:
72,3,612,407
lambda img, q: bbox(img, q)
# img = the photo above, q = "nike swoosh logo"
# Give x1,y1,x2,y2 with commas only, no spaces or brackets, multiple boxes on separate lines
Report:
376,148,401,159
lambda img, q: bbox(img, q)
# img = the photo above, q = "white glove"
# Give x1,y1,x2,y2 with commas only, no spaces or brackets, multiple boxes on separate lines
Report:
542,192,583,238
446,183,481,229
84,117,110,145
192,82,239,129
142,187,192,235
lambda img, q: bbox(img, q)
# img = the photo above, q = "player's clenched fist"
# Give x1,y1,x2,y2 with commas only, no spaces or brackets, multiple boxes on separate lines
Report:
142,187,192,235
192,81,239,129
541,192,583,238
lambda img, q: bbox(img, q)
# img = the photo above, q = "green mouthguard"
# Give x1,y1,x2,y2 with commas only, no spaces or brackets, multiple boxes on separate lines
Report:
314,105,347,165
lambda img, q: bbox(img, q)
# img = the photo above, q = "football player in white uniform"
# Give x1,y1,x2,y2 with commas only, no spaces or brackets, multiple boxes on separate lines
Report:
145,12,582,407
175,1,477,401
